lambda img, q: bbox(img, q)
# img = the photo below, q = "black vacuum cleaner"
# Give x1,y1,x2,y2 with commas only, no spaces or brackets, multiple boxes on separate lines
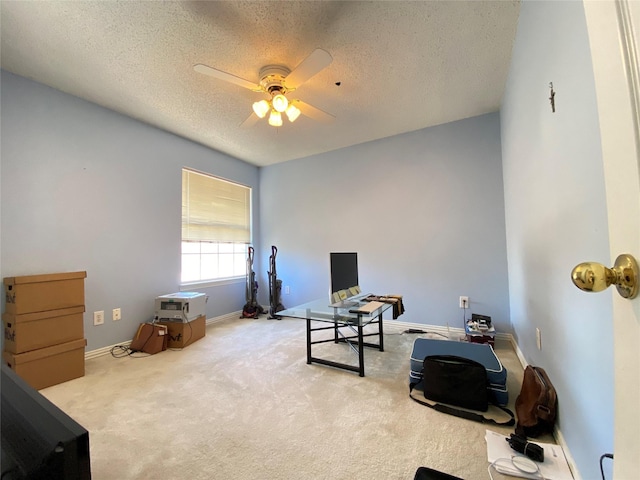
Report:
241,246,264,319
267,245,285,319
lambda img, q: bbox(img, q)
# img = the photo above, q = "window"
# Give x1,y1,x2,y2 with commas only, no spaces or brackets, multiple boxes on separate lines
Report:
181,168,251,284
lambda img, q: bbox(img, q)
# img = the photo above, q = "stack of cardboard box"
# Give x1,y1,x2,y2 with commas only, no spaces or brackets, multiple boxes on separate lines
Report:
3,271,87,390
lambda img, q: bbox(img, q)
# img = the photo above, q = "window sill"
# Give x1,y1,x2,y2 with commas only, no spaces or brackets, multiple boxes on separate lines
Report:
180,277,244,290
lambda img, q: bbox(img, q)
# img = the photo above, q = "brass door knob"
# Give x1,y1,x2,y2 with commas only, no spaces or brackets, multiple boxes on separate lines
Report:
571,254,638,299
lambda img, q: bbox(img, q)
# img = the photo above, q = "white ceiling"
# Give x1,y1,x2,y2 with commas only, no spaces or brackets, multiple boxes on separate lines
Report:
0,1,521,167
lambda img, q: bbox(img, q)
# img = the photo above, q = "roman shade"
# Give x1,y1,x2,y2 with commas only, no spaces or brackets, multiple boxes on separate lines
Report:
181,168,251,243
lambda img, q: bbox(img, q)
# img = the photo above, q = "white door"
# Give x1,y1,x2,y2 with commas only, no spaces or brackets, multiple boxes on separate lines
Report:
584,1,640,477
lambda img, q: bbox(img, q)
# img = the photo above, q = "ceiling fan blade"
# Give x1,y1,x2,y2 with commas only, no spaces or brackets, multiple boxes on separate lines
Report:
285,49,333,90
240,112,260,128
194,64,261,92
293,100,335,124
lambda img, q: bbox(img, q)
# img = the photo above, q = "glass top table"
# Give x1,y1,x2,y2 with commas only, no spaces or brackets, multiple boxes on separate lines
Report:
278,295,393,377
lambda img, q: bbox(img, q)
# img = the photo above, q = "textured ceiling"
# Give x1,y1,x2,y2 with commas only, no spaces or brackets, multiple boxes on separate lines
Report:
0,1,521,167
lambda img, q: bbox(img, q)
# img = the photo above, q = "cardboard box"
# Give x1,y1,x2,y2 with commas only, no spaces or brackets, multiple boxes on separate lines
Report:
4,271,86,315
3,306,85,354
130,323,168,354
3,338,86,390
158,315,205,348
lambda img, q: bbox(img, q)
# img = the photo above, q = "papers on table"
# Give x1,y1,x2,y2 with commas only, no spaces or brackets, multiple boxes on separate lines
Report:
348,301,385,314
485,430,574,480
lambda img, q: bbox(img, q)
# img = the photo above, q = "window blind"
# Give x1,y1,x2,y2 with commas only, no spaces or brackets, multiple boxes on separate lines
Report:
182,169,251,243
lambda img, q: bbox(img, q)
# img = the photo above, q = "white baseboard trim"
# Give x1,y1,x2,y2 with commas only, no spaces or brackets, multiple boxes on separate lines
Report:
84,311,243,360
553,426,581,480
85,342,131,360
503,334,579,479
206,310,242,325
384,318,513,344
385,319,465,340
509,335,528,369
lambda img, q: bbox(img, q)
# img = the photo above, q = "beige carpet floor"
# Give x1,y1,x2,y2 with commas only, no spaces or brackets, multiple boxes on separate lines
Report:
41,317,535,480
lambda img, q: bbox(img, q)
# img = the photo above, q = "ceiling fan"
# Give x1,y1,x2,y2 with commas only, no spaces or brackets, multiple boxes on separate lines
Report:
194,48,335,128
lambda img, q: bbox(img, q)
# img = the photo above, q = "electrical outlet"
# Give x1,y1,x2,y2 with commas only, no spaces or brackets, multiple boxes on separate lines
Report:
93,310,104,326
112,308,121,321
459,296,469,309
536,328,542,350
284,286,290,295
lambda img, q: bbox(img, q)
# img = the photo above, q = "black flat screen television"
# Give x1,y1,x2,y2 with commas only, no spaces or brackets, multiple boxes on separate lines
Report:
1,365,92,479
330,252,359,294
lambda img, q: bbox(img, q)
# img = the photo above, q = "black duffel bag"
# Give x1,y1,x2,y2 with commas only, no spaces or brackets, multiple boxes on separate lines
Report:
423,355,490,411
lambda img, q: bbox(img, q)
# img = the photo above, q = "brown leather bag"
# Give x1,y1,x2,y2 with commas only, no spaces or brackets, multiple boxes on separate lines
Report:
515,365,557,437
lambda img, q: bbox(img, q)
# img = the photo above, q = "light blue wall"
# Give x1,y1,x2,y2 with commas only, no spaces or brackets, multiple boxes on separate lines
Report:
0,71,260,351
501,1,613,478
259,113,511,332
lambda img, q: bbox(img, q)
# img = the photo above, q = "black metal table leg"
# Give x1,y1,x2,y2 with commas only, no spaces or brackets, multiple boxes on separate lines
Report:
358,323,365,376
378,313,384,352
306,318,312,364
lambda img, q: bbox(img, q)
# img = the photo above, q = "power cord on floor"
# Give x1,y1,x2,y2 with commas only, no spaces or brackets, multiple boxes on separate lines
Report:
110,345,151,358
599,453,613,480
402,329,449,339
462,300,468,330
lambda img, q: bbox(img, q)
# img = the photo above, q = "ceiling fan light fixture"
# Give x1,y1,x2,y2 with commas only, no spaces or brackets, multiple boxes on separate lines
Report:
194,49,335,129
268,110,283,127
252,100,270,119
285,104,301,123
271,93,289,113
